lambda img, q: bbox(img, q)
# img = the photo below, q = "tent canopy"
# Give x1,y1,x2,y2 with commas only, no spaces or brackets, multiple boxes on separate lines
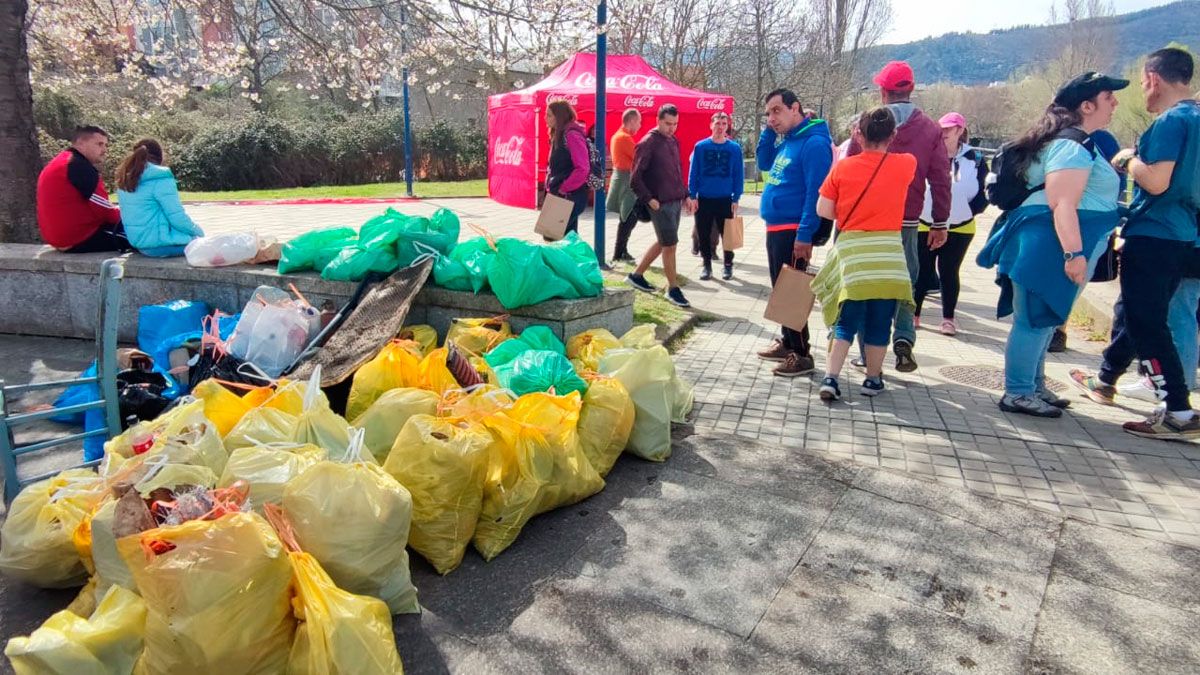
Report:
487,53,735,208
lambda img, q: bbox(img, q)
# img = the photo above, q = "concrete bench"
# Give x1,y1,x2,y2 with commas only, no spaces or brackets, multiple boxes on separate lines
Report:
0,244,634,343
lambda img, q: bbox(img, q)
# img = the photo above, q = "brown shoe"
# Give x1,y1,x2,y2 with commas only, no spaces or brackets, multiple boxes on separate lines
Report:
757,339,790,362
773,352,816,378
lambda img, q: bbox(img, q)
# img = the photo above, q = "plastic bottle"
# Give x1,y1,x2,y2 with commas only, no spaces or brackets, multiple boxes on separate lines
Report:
127,416,154,455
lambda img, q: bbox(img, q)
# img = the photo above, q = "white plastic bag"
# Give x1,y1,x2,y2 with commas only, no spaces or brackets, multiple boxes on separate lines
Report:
185,232,260,267
227,287,317,378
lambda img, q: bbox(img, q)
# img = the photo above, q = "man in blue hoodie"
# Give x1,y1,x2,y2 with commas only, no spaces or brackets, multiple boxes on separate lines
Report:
755,88,833,377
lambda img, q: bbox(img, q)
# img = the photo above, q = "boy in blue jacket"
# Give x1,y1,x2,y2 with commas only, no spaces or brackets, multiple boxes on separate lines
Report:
755,89,833,377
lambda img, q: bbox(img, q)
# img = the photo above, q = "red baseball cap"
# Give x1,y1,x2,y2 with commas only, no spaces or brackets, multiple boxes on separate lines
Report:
874,61,916,91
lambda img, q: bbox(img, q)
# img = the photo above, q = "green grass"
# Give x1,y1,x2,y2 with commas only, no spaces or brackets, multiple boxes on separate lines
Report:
603,267,702,330
178,179,488,202
178,176,760,203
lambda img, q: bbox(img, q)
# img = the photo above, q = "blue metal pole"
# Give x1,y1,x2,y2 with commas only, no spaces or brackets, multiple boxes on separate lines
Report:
401,6,414,197
594,0,608,266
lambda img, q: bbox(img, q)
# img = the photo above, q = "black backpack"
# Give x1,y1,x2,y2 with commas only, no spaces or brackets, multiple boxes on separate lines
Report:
986,127,1095,211
584,137,605,191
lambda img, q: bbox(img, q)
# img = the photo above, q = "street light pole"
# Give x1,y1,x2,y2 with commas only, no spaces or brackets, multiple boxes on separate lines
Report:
401,5,415,198
593,0,608,267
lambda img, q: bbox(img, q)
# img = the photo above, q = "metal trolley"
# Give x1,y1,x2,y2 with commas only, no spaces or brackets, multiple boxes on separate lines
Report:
0,259,125,504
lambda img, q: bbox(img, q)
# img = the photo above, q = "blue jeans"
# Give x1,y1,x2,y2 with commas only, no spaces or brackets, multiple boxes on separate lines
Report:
834,299,898,346
1005,236,1106,396
892,227,919,345
1167,277,1200,390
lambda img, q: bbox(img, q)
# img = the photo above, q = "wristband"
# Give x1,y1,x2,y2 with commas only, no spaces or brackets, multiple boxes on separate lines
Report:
1063,250,1085,262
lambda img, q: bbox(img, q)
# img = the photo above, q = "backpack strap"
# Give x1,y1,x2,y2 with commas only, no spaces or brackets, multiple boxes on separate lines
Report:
1054,127,1096,159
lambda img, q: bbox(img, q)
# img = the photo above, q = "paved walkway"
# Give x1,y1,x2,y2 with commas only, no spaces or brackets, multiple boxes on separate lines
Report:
189,196,1200,548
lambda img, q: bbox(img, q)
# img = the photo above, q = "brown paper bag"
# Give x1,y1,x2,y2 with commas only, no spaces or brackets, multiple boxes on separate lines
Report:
723,216,744,251
535,193,573,240
763,264,816,332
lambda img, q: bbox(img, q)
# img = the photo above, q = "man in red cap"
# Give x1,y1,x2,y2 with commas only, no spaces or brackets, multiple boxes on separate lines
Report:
849,60,951,373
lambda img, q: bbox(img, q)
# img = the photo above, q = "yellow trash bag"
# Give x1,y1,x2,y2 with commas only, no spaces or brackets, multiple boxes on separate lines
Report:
398,324,438,356
264,505,405,675
438,385,515,421
242,378,315,416
383,415,493,575
567,329,622,373
619,324,659,349
473,392,604,561
0,469,106,588
283,430,420,614
419,347,461,395
4,584,147,675
191,379,252,437
224,406,297,451
599,347,675,462
346,339,424,421
133,462,219,497
219,443,327,510
291,368,351,455
445,316,512,357
352,387,440,462
106,400,228,476
76,500,135,597
577,374,635,477
118,511,295,674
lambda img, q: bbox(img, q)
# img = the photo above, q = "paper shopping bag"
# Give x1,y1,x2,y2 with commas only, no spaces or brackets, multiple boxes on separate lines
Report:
763,264,816,332
535,193,573,241
723,216,744,251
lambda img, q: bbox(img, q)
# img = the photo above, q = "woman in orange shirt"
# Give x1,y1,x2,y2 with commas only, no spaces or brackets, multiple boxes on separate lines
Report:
811,107,918,401
608,108,642,262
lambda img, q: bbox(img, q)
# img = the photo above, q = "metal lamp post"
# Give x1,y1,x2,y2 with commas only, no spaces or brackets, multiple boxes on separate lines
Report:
593,0,609,268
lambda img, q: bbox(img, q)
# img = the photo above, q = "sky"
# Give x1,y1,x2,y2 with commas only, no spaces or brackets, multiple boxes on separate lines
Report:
883,0,1177,44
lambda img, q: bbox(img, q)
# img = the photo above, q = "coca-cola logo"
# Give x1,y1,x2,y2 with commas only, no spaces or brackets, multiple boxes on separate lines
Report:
575,72,665,91
696,98,726,111
623,95,655,108
547,93,579,106
493,136,525,166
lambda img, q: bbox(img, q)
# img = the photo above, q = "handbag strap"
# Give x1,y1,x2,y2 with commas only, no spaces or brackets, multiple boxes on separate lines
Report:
841,152,889,230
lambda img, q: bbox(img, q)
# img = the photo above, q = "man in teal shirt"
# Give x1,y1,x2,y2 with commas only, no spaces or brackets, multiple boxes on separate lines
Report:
1074,48,1200,439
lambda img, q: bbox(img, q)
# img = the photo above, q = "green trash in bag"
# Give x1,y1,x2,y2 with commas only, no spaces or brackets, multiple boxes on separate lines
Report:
484,339,531,370
542,233,604,299
519,325,565,355
432,255,473,292
492,350,587,397
279,227,357,274
448,237,496,293
395,208,460,268
321,244,398,282
487,238,575,309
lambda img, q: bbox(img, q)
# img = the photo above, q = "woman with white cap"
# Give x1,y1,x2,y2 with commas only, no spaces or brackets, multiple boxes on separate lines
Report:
914,112,989,336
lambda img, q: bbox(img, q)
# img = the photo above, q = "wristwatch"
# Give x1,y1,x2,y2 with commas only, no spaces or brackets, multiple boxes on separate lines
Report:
1063,250,1085,262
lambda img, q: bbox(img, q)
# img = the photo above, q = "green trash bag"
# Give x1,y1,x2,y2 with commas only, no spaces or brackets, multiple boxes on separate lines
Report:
487,238,575,309
278,227,357,274
542,233,603,299
518,325,565,355
321,244,398,282
492,350,588,397
448,237,496,293
432,255,473,292
483,339,531,370
395,208,461,268
359,208,413,249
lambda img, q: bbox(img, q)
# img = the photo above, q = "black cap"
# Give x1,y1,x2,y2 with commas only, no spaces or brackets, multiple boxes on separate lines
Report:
1053,71,1131,109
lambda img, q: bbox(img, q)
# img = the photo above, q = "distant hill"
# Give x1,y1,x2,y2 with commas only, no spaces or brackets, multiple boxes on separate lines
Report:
860,1,1200,85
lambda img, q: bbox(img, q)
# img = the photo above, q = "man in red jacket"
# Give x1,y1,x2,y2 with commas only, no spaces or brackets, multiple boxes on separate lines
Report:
37,125,126,252
849,61,951,372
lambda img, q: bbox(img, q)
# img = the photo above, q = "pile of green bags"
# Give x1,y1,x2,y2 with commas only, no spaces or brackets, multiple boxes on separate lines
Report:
277,207,460,282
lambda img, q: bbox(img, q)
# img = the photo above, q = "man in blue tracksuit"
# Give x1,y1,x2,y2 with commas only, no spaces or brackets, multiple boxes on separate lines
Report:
755,88,834,377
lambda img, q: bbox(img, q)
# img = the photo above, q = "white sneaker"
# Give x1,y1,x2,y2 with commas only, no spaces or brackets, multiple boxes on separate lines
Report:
1119,378,1166,403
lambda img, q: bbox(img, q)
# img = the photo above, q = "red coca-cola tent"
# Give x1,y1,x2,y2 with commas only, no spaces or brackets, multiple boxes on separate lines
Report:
487,53,734,208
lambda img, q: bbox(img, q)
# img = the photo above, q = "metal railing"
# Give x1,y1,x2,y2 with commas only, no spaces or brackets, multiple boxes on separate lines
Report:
0,259,125,504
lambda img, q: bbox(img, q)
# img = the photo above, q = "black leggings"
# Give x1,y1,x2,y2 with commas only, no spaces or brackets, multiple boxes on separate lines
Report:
915,228,973,319
66,222,130,253
693,197,734,266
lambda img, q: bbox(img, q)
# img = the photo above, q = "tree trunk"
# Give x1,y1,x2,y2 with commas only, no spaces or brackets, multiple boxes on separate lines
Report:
0,0,40,244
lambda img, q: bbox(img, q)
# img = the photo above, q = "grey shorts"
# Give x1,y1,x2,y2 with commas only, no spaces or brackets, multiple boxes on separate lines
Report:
650,200,683,247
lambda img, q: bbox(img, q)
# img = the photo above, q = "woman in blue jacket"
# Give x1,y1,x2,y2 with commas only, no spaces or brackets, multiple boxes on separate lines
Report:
115,139,203,257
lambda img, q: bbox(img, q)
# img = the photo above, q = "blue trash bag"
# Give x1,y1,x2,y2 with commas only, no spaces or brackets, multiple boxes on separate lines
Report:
138,301,210,355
